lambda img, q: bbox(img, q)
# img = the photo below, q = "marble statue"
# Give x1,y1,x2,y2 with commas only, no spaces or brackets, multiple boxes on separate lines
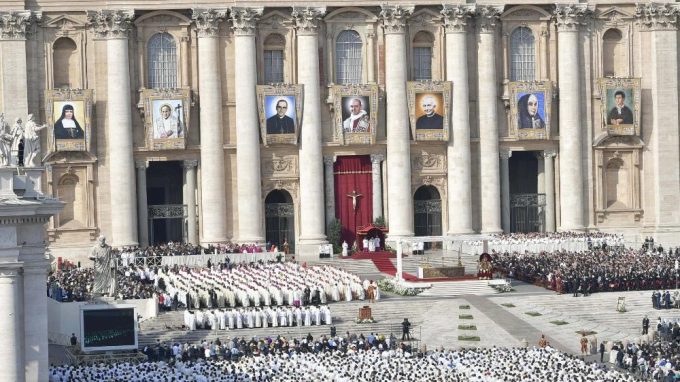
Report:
0,113,11,166
89,235,117,297
22,114,47,168
9,118,23,166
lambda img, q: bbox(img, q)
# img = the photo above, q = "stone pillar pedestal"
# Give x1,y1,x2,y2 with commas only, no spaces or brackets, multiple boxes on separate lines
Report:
442,5,475,234
233,8,264,243
500,150,511,233
135,161,149,247
382,5,414,238
22,259,49,382
555,4,587,231
0,265,23,382
183,160,198,245
323,156,336,228
476,6,503,234
192,9,229,244
544,151,556,232
370,154,384,220
295,7,327,257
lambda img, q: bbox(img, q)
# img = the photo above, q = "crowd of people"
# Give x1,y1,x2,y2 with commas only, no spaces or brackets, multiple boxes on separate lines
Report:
49,338,636,382
183,305,332,330
610,333,680,380
47,266,157,302
493,246,680,295
463,232,626,255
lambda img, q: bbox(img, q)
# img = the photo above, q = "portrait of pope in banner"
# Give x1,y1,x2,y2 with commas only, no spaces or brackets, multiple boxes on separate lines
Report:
152,99,184,139
341,96,371,133
265,95,296,135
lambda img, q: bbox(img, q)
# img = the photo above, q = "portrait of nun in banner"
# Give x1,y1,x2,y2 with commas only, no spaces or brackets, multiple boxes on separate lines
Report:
517,92,546,129
53,103,85,140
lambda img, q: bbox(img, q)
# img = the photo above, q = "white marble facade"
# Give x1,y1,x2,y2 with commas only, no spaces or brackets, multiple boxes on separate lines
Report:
1,2,680,259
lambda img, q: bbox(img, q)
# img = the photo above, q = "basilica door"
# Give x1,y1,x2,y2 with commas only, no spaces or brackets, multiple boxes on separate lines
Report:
265,190,295,252
414,186,442,246
510,194,545,233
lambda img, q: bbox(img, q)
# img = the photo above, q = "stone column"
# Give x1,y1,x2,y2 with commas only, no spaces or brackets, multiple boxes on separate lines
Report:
536,153,545,194
636,3,680,235
554,4,588,231
0,265,23,382
192,9,229,244
294,7,327,253
441,5,475,234
381,5,414,238
22,258,48,382
323,156,336,227
88,10,138,246
232,8,264,243
0,11,37,123
135,160,149,247
500,150,511,233
476,6,503,233
543,150,557,232
370,154,384,220
183,160,198,245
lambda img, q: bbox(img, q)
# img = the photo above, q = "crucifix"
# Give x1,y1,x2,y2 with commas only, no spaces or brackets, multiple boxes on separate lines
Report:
347,190,363,211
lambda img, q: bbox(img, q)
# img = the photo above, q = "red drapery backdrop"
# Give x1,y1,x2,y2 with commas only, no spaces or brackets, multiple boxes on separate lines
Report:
334,155,373,246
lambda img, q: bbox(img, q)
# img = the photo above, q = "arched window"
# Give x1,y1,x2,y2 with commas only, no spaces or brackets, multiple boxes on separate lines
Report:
602,28,625,77
412,31,434,81
147,32,177,88
57,174,82,227
510,27,535,81
605,157,628,209
335,30,363,84
263,33,285,84
53,37,79,88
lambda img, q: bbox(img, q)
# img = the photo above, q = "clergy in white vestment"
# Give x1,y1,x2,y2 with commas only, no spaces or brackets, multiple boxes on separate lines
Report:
345,284,352,301
342,241,349,257
255,309,262,327
304,308,312,326
195,311,204,329
294,307,302,326
322,306,332,325
313,307,321,325
331,284,340,302
235,310,243,329
362,238,369,251
270,308,278,327
279,308,288,326
246,310,255,328
287,308,294,326
368,239,376,252
217,310,226,330
227,310,235,329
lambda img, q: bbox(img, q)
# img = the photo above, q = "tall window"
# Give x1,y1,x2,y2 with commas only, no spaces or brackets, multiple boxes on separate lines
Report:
412,31,434,81
602,28,625,77
53,37,79,88
147,32,177,88
263,33,285,84
510,27,535,81
335,30,363,84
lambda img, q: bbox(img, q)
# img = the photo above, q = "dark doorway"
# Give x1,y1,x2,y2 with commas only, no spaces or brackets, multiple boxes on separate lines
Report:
146,161,184,245
265,190,295,252
509,151,545,233
414,185,442,247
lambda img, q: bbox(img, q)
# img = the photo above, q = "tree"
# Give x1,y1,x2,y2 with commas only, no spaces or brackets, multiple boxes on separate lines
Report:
373,216,386,227
327,218,342,253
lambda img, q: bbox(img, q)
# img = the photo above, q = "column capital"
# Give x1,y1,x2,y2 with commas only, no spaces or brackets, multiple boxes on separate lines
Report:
292,7,326,35
323,155,336,166
86,10,134,39
370,154,385,164
134,160,148,169
440,4,475,34
183,159,199,169
191,8,228,38
635,3,680,31
475,5,503,34
553,4,591,32
231,7,263,36
380,5,414,34
0,11,41,40
0,263,23,283
499,150,512,160
542,149,557,158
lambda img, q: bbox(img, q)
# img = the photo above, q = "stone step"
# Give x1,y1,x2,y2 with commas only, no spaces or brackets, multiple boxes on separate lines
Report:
419,280,499,297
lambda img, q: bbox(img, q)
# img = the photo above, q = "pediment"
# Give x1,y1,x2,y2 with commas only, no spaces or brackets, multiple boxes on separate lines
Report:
326,7,378,22
597,7,634,20
43,150,97,164
259,10,293,30
410,8,440,27
43,14,87,29
501,6,552,20
593,133,644,148
134,11,191,26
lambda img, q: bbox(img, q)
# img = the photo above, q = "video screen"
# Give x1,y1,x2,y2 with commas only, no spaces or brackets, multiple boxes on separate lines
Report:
82,308,136,348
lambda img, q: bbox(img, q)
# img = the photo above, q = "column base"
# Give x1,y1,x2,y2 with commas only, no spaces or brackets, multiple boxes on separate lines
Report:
557,226,586,232
447,229,476,236
296,239,329,262
481,228,502,235
236,236,264,244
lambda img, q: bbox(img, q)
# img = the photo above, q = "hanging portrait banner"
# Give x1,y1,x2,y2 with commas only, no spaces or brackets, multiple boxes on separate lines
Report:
509,81,553,140
598,77,641,136
45,88,94,152
407,81,452,141
256,84,303,146
141,88,191,150
332,84,379,145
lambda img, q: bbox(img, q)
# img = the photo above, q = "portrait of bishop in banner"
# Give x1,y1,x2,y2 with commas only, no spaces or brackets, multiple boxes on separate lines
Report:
265,95,296,135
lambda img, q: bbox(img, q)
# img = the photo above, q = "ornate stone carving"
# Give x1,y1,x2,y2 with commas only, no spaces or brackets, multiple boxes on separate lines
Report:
191,8,228,37
370,154,384,164
635,3,680,31
134,160,148,169
0,11,41,40
476,5,503,33
412,152,445,172
231,7,263,36
182,160,198,169
86,10,134,39
553,4,591,32
542,149,557,158
292,7,326,35
499,150,512,160
263,155,298,177
323,156,336,167
441,4,475,33
380,5,414,34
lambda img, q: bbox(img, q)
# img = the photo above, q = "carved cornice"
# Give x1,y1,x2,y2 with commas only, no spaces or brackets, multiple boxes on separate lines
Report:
182,160,198,169
476,5,503,34
292,7,326,36
323,156,336,167
440,4,475,34
0,216,51,225
191,8,228,38
0,11,41,40
380,5,414,34
86,10,134,39
499,150,513,160
231,7,263,36
134,160,148,170
370,154,385,164
553,4,591,32
542,149,557,158
635,3,680,31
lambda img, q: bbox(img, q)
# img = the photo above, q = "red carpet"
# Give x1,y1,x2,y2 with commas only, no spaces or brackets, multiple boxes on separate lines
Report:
343,250,399,260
